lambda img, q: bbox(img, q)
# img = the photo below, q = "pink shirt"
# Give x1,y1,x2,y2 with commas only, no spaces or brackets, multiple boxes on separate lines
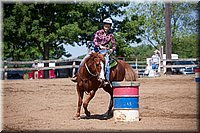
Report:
93,29,116,51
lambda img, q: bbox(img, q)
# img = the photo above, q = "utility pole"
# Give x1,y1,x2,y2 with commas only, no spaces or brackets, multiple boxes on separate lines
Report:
164,2,172,74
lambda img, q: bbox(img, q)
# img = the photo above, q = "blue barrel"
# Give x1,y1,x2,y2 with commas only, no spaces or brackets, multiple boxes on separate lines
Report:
112,81,140,122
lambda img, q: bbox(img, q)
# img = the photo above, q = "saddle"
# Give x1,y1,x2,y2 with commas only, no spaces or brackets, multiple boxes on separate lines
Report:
109,57,118,69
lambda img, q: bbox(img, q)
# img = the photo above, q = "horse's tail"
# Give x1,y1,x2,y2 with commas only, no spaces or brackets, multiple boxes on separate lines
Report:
118,60,138,81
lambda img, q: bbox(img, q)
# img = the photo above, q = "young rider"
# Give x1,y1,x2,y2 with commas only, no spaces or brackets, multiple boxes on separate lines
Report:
71,18,116,85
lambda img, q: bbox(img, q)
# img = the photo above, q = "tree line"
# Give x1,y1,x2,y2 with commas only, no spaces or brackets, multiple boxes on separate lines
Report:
3,2,198,61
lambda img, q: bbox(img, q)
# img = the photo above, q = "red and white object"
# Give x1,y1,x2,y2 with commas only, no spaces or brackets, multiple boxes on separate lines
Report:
195,68,200,82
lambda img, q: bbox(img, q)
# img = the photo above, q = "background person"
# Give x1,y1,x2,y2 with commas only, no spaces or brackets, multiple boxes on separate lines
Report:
151,49,160,76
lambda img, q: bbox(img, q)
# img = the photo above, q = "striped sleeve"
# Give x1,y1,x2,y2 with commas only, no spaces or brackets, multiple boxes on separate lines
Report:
110,34,116,51
93,30,100,47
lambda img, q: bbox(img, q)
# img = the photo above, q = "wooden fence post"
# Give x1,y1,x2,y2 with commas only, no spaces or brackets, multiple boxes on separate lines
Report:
34,60,38,79
72,61,76,77
4,61,7,80
135,58,138,70
135,58,138,75
159,46,164,75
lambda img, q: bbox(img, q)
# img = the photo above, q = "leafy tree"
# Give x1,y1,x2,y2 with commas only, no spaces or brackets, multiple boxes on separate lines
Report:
127,2,165,48
4,3,80,60
113,12,145,58
127,2,198,58
172,34,198,58
4,2,142,60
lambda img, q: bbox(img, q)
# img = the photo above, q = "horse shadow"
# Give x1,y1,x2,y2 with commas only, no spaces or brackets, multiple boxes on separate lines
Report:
80,112,113,120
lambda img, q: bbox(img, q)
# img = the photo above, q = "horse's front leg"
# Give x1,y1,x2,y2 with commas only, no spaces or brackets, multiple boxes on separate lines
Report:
74,86,84,120
83,90,96,117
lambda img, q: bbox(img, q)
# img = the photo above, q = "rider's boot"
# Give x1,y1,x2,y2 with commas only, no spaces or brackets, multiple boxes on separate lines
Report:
103,80,112,88
71,74,77,82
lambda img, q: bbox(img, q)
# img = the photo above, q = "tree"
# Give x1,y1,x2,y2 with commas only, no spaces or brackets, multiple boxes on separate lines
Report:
113,11,145,57
172,34,198,58
3,3,102,60
3,3,82,60
4,2,141,60
127,2,198,58
128,2,165,48
165,2,172,60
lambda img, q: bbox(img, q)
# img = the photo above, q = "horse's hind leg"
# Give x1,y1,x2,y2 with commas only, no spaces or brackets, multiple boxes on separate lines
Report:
103,86,113,117
74,87,84,120
83,90,96,117
107,90,113,117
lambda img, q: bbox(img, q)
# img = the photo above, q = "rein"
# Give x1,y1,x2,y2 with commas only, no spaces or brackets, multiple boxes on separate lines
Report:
78,59,99,82
78,60,101,95
84,63,98,77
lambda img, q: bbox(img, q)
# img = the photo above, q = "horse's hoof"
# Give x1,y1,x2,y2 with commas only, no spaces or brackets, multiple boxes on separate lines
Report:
103,111,113,119
73,116,80,120
85,111,91,117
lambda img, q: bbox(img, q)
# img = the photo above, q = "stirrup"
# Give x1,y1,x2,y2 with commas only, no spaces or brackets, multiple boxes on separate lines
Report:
70,75,77,82
103,80,112,88
104,81,110,85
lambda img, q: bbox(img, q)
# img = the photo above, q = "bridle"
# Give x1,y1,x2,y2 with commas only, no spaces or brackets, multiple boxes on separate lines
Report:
78,57,104,94
78,57,103,81
84,63,98,77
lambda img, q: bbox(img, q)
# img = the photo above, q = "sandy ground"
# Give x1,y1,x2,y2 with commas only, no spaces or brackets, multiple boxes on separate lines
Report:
2,75,199,132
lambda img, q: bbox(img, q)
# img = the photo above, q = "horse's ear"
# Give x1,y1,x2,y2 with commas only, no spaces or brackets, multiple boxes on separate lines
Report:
98,54,106,63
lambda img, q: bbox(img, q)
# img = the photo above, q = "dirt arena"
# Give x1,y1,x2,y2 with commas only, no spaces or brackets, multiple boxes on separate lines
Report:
2,75,199,132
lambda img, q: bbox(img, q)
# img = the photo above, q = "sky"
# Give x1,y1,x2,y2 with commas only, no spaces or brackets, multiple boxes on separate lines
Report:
64,44,88,58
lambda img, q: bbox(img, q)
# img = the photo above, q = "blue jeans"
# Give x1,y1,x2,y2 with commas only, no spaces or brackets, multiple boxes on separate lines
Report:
152,63,159,70
99,50,110,81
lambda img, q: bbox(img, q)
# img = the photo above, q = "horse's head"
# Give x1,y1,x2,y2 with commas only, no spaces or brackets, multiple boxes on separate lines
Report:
84,52,106,82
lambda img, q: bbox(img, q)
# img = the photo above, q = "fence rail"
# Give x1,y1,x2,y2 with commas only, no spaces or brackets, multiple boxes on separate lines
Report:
159,58,199,75
162,58,197,62
4,59,82,64
2,59,82,80
2,65,80,71
162,65,197,68
1,57,199,80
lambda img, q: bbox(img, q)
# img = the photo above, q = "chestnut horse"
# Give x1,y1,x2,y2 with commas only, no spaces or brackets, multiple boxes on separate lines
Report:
73,52,137,120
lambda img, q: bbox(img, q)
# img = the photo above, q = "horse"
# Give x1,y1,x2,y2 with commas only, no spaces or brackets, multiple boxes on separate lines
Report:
73,52,137,120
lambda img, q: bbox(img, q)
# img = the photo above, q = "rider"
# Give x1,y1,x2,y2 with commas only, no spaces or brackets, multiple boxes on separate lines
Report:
71,18,116,85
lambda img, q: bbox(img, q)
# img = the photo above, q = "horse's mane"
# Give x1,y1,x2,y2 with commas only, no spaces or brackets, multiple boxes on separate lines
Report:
83,52,98,64
83,52,104,64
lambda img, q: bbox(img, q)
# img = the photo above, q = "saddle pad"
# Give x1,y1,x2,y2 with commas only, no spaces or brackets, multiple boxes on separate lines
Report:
110,59,118,68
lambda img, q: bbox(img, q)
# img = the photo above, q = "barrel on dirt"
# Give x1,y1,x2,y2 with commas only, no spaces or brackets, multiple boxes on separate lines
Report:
195,68,200,82
112,81,140,122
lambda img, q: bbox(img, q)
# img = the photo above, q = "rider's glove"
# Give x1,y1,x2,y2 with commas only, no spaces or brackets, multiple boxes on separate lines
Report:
94,47,99,52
